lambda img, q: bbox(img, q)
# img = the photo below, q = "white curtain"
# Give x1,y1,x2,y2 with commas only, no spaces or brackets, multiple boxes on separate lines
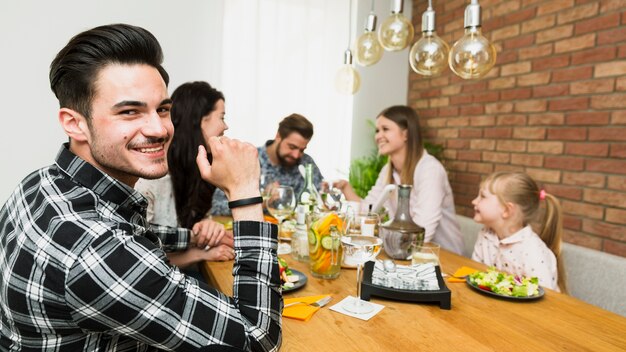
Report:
218,0,355,181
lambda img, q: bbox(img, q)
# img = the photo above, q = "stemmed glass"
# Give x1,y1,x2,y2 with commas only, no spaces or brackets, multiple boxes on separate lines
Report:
266,185,296,241
259,173,274,206
340,235,383,314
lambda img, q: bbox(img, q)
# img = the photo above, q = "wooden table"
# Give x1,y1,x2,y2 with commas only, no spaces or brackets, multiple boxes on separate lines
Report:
202,249,626,351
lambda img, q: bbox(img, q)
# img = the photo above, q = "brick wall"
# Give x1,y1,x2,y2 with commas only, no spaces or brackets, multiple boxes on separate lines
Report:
408,0,626,257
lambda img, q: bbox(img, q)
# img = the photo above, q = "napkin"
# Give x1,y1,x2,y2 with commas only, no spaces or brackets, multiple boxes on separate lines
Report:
447,266,480,283
329,296,384,321
283,295,330,321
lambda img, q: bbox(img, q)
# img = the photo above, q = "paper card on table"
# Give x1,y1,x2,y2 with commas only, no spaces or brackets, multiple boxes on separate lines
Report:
283,295,329,321
448,266,480,283
329,296,384,321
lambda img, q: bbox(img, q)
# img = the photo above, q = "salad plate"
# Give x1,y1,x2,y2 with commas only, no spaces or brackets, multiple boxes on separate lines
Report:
466,267,545,301
282,269,307,292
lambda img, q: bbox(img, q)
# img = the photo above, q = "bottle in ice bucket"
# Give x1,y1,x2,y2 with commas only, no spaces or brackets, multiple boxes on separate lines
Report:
379,184,425,259
308,212,343,279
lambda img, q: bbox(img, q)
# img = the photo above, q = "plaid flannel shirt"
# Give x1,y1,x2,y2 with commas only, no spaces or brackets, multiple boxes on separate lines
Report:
0,144,282,351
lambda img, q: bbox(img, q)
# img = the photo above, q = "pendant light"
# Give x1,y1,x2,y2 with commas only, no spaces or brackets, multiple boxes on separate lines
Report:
335,0,361,94
409,0,449,76
355,0,383,67
378,0,414,52
448,0,497,79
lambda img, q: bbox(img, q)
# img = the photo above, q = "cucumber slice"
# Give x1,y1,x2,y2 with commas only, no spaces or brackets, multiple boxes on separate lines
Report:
321,236,339,250
308,229,317,245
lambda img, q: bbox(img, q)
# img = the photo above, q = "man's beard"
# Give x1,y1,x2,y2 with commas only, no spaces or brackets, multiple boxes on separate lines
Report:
276,139,299,167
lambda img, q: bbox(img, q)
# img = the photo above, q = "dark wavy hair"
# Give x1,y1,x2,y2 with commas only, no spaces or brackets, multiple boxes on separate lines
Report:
168,81,224,228
50,23,169,119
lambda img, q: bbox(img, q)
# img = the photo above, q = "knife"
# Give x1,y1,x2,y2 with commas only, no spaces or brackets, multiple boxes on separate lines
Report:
284,296,332,308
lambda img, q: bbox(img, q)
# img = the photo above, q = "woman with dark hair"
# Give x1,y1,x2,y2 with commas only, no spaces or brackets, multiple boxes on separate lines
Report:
136,81,235,269
335,105,463,255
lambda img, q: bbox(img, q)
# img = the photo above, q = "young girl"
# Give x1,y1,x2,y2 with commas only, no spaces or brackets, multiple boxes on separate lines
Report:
471,172,567,292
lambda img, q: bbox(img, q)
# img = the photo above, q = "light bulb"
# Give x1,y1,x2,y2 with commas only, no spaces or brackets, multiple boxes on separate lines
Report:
449,0,497,79
335,50,361,94
409,4,449,76
355,13,383,67
378,0,414,51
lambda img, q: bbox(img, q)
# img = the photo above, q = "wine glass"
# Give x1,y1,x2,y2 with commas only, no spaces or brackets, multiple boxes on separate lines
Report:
340,235,383,314
259,173,274,205
266,185,296,241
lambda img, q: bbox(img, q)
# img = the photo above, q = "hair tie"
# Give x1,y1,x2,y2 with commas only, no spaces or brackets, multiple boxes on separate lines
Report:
539,189,546,201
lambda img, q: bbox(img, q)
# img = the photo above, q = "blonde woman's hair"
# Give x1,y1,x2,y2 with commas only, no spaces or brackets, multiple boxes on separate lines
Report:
482,172,568,293
378,105,424,185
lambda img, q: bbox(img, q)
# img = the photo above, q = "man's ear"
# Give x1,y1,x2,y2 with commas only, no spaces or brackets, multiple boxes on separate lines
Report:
58,108,90,142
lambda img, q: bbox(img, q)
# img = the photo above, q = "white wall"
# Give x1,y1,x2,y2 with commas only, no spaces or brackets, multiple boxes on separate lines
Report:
0,0,411,202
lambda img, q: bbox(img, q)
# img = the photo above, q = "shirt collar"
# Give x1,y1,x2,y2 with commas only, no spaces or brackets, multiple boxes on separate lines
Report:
54,143,148,212
500,225,534,244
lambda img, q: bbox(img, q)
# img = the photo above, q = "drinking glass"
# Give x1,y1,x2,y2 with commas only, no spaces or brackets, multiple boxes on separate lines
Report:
266,185,296,241
411,242,440,266
340,235,383,314
259,173,274,205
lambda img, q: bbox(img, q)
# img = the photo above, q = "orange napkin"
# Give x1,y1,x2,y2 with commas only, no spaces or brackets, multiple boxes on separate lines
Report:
447,266,479,283
283,295,329,321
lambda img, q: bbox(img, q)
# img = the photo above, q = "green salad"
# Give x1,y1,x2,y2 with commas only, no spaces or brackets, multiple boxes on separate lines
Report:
468,268,540,297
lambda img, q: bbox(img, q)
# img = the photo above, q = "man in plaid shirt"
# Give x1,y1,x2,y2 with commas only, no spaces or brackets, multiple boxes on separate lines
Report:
0,24,281,351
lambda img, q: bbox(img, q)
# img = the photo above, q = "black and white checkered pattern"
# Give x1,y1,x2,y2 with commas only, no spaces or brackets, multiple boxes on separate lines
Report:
0,144,282,351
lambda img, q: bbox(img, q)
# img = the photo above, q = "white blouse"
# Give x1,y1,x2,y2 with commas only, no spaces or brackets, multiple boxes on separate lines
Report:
472,225,559,291
363,151,464,255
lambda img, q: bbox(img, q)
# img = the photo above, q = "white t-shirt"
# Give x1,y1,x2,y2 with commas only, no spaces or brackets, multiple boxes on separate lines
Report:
363,151,464,255
135,174,178,227
472,225,559,291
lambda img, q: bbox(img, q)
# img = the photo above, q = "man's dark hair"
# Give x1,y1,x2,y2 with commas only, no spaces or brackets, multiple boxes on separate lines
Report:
277,113,314,140
49,23,169,119
168,81,224,228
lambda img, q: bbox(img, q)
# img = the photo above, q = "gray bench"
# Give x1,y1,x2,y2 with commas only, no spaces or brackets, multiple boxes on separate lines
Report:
455,215,482,258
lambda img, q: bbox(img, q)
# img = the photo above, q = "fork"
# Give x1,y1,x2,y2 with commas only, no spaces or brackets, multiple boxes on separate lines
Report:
284,296,332,308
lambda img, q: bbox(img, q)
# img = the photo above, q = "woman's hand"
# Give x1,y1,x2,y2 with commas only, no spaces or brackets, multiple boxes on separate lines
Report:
333,180,361,202
201,245,235,262
192,218,226,248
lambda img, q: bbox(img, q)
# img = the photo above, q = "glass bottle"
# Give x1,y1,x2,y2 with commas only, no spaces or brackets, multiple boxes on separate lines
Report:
379,184,425,259
292,204,309,262
297,163,321,212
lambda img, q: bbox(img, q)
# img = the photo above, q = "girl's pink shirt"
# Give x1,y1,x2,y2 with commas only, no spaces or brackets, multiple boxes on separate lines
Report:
471,225,559,291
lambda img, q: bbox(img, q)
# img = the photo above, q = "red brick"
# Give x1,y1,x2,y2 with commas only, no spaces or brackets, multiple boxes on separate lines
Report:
536,24,574,44
519,43,553,60
447,139,470,149
497,115,527,125
460,105,485,116
583,219,626,241
570,78,615,95
482,151,510,163
563,230,602,250
574,12,620,34
589,127,626,141
473,92,500,103
528,113,565,125
512,127,546,139
563,172,606,188
611,144,626,158
532,55,570,71
558,2,599,24
459,129,483,138
515,100,548,112
600,0,626,13
496,140,527,152
485,102,513,114
608,176,626,191
495,51,518,66
606,208,626,225
467,162,494,174
491,24,521,42
584,188,626,208
604,240,626,258
552,66,593,82
484,127,512,139
522,14,556,33
545,156,585,171
562,200,603,218
554,33,596,53
565,142,609,156
447,160,468,172
462,81,487,93
571,46,616,65
547,127,587,140
549,97,590,111
470,116,497,127
587,159,626,175
518,72,552,86
450,95,473,105
457,150,482,161
447,116,470,127
613,111,626,124
504,34,535,50
503,7,536,24
562,215,582,231
441,85,462,96
431,76,450,87
511,153,544,167
470,139,496,150
430,97,449,108
501,88,532,100
437,106,459,118
591,94,626,109
566,112,611,125
595,61,626,78
537,0,575,16
417,108,437,118
598,27,626,45
437,128,459,138
618,76,626,91
496,164,527,173
533,84,569,98
528,141,564,154
488,77,516,90
526,168,561,183
455,173,482,185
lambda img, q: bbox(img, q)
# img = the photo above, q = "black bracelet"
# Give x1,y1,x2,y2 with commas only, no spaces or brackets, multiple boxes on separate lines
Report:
228,196,264,209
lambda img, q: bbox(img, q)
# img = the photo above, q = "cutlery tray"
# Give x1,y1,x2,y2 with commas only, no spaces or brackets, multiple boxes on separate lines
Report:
360,261,451,310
